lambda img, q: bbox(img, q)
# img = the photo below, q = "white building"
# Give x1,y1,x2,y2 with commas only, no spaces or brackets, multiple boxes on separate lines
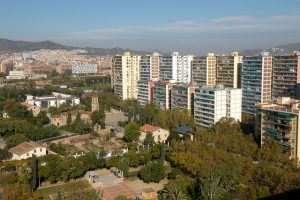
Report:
139,124,170,143
72,63,98,76
25,92,80,109
176,54,194,83
9,141,47,160
6,70,27,80
194,85,242,127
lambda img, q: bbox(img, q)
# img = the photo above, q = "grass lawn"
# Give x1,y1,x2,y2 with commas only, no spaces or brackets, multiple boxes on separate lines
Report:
36,179,91,198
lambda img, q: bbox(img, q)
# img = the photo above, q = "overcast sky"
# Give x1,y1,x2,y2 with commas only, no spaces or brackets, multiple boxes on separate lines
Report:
1,0,300,55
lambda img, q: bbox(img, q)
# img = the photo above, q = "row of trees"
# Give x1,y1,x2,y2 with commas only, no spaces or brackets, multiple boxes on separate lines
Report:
0,119,60,148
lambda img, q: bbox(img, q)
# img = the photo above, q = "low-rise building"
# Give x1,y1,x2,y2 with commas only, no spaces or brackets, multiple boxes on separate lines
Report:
9,141,47,160
255,97,300,161
20,102,41,117
6,70,27,80
72,63,98,76
50,110,92,127
25,92,80,109
139,124,170,143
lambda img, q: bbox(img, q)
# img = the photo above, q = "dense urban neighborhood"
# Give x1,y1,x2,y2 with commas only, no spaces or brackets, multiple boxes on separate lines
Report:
0,44,300,200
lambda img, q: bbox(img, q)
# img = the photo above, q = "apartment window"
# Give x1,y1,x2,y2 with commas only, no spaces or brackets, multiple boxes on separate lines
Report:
34,150,36,153
27,153,29,156
40,148,42,152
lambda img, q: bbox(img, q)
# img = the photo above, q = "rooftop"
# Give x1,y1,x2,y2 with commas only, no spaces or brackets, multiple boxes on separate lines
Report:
9,141,44,156
140,124,159,133
176,126,194,134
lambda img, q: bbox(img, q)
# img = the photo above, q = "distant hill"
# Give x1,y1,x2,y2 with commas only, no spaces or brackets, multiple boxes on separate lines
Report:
0,38,72,53
241,42,300,56
0,38,149,55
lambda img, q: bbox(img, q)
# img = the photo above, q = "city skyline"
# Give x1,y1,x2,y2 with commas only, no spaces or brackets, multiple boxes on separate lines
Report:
1,0,300,54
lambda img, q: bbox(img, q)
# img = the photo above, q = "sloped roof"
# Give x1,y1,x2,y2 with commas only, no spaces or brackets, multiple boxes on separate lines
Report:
9,141,45,156
176,126,194,134
139,124,159,133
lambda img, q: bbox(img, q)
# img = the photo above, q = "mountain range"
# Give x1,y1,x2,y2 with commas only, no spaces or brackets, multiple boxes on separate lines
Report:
0,38,149,56
0,38,300,56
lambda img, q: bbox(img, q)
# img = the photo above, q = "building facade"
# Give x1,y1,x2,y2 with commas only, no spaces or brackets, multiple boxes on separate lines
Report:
112,52,140,100
139,124,170,143
241,52,272,114
25,92,80,109
71,63,98,76
216,52,242,88
272,52,300,99
171,83,197,112
137,80,153,106
9,141,47,160
194,85,242,127
176,55,194,83
192,53,217,86
255,97,300,161
153,81,173,110
140,55,151,80
159,55,174,81
98,56,112,75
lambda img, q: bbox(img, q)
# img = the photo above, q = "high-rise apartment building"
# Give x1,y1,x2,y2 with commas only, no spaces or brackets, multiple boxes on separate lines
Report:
159,55,174,81
194,85,242,128
112,52,140,100
171,83,197,112
192,53,217,86
153,81,174,110
272,52,300,99
151,51,160,80
255,97,300,161
176,55,194,83
140,55,151,81
241,52,272,114
216,52,242,88
137,80,153,106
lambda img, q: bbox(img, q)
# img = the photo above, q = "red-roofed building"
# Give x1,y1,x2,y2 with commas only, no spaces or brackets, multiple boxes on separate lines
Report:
20,102,41,117
139,124,170,143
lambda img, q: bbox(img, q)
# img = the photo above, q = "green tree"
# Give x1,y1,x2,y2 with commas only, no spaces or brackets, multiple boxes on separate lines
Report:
30,155,38,191
35,111,50,125
144,132,154,146
123,122,141,142
200,169,224,200
0,148,12,160
161,183,187,200
66,111,72,128
160,142,166,162
91,110,105,129
139,161,165,183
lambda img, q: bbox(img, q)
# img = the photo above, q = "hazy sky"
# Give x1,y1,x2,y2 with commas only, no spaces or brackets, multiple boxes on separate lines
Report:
1,0,300,54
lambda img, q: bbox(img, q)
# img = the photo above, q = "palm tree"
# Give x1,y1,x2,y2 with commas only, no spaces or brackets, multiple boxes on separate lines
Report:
161,184,187,200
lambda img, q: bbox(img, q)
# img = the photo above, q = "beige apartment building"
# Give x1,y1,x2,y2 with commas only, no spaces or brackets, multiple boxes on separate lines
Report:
112,52,140,100
256,97,300,161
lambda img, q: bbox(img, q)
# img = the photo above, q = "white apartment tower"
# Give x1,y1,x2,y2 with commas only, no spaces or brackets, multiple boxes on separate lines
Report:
194,85,242,127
